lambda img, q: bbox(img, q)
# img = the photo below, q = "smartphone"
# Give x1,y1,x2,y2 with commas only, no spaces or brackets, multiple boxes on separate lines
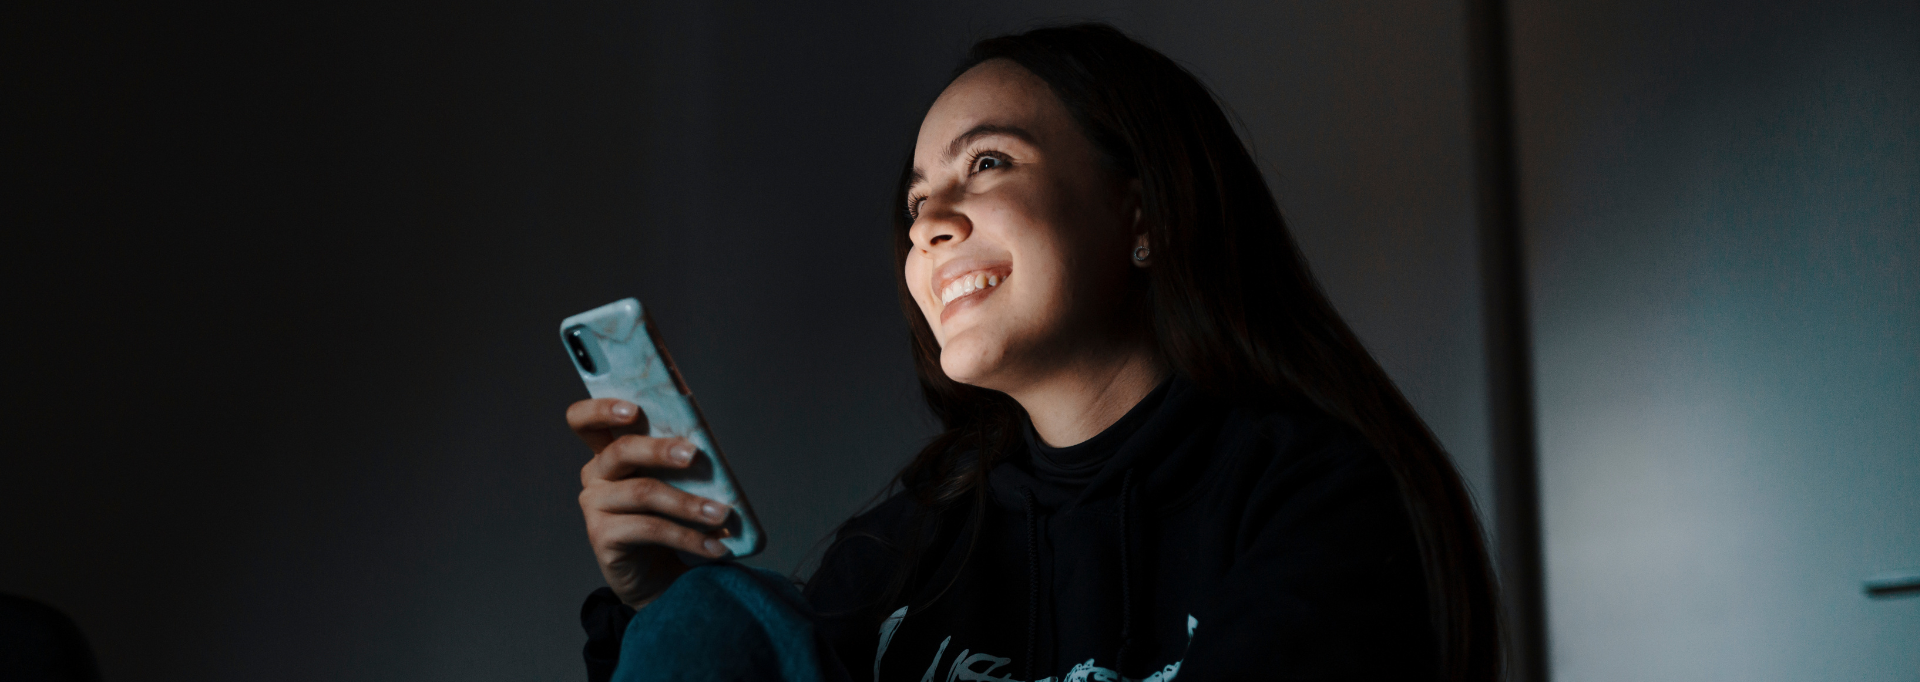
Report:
560,297,764,559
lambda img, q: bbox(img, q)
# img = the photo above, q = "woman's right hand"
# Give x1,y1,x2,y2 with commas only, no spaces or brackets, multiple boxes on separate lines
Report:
569,398,734,609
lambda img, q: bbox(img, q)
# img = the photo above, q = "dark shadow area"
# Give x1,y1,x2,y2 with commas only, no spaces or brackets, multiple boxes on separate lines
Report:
0,595,102,682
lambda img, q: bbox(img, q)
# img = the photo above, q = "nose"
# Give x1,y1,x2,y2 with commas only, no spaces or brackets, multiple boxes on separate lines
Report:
908,192,970,252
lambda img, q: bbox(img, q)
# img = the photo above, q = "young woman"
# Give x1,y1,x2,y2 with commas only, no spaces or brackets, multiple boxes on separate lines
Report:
569,23,1501,682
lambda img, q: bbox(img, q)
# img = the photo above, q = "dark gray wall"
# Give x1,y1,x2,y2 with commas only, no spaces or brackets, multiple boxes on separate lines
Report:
6,2,936,680
1514,0,1920,679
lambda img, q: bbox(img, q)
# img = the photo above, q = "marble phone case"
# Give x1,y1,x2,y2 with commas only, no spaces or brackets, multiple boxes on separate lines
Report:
560,298,764,558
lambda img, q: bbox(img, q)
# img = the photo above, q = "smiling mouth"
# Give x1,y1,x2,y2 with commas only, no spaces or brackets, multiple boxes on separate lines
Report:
939,271,1006,306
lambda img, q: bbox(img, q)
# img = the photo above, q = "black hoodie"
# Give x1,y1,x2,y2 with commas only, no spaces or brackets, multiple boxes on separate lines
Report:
583,377,1436,681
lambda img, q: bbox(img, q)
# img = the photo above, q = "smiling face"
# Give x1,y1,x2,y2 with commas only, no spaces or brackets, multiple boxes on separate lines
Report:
903,59,1150,394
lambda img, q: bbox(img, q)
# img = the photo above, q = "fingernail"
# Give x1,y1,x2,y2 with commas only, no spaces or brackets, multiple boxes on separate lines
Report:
702,502,728,523
611,402,635,418
704,539,730,557
670,443,695,465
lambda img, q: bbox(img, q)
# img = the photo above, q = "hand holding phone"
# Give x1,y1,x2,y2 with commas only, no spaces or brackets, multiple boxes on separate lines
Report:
563,298,764,608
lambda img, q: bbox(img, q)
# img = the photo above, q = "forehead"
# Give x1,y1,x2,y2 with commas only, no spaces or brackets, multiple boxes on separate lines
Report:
914,60,1068,162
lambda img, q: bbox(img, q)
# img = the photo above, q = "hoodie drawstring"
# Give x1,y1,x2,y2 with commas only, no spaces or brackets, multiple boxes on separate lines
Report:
1115,469,1137,674
1021,471,1144,680
1020,487,1039,682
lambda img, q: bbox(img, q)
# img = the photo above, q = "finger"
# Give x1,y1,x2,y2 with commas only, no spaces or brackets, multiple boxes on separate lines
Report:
593,435,698,481
582,477,730,527
566,398,641,451
590,510,732,559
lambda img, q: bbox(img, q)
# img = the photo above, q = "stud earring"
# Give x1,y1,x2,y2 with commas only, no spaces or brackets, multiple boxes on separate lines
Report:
1133,245,1151,262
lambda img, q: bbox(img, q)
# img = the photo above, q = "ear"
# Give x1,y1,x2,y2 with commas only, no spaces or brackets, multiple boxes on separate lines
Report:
1127,179,1151,268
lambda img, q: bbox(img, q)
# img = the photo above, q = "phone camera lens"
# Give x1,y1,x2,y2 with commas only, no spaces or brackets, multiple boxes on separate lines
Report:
565,326,597,374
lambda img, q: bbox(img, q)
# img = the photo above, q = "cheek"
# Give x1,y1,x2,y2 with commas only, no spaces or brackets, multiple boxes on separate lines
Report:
902,253,943,342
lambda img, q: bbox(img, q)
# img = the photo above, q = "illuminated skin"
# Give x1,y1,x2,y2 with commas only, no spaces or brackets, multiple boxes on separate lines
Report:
568,58,1168,609
903,58,1166,446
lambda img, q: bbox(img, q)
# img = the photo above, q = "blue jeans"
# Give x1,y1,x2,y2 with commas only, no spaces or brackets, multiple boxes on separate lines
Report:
612,564,851,682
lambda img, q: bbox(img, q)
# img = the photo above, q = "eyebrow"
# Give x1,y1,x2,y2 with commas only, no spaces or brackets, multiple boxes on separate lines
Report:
908,123,1039,189
946,123,1036,160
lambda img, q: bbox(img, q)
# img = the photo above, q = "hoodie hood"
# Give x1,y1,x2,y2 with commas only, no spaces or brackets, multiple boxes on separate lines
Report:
992,376,1209,512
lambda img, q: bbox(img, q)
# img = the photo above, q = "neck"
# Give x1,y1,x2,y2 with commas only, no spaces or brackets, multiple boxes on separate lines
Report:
1005,342,1168,447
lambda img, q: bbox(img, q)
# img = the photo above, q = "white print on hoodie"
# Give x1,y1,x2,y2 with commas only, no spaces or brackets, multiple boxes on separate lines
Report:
875,607,1197,682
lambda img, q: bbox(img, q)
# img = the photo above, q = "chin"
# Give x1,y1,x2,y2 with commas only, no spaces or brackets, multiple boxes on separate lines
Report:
936,336,1005,389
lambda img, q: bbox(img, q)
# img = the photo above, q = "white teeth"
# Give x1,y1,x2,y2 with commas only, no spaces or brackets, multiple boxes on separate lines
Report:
938,271,1006,305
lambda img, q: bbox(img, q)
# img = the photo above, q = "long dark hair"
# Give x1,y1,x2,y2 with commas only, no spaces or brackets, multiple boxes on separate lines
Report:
878,23,1500,682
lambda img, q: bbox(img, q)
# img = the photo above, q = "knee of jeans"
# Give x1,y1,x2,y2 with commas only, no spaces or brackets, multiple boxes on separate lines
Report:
676,564,800,606
676,563,754,595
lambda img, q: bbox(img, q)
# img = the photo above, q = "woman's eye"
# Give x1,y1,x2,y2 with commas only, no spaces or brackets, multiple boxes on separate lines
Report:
973,155,1004,173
